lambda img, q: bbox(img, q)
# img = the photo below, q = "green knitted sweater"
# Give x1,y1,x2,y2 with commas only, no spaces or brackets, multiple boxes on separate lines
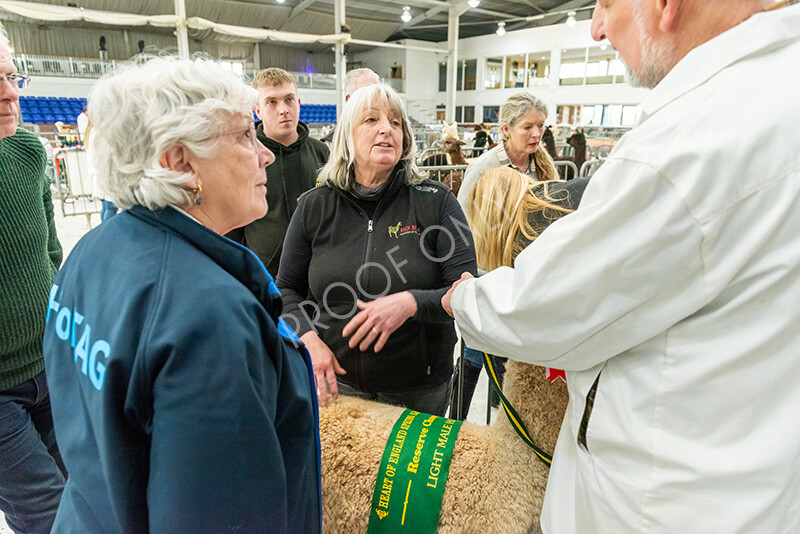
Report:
0,127,62,391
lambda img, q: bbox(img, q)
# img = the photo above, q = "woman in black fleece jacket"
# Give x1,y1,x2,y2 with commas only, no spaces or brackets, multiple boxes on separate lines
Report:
277,84,477,415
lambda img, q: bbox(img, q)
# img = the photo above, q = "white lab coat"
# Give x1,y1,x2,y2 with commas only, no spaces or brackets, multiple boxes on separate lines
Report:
452,6,800,533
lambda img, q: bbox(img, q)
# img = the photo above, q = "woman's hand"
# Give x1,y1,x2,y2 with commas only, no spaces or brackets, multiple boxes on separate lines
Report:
301,331,346,408
342,292,418,353
441,272,475,317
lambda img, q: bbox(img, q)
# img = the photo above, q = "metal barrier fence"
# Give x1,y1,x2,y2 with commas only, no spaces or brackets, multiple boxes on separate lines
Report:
53,148,101,226
418,164,469,193
16,54,117,79
580,158,604,177
416,146,486,165
553,160,578,180
14,53,341,91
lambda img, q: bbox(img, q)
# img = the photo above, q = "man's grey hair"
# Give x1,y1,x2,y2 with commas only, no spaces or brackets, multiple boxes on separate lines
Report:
345,68,380,96
88,56,257,210
499,92,548,140
319,83,426,190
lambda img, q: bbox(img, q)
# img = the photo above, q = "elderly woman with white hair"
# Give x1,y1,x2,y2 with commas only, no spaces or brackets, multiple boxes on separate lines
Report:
42,57,321,533
278,84,477,415
457,92,557,212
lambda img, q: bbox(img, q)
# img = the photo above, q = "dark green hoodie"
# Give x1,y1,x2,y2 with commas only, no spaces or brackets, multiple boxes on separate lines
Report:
228,120,329,276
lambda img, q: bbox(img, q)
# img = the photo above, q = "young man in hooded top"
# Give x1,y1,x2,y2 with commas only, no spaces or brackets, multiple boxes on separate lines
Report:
228,67,328,275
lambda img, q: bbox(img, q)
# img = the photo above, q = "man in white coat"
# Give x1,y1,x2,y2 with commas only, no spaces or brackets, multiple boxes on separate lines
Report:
443,0,800,532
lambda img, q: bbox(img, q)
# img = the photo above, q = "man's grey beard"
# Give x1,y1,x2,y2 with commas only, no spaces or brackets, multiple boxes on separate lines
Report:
625,2,676,88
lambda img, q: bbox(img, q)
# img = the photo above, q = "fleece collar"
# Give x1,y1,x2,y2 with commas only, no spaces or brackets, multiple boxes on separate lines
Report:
127,205,286,323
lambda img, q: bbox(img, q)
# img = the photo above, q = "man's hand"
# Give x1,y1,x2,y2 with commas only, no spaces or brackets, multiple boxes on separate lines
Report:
442,272,475,317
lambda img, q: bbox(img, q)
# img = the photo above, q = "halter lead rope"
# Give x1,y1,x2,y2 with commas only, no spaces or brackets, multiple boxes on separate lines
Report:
482,352,553,466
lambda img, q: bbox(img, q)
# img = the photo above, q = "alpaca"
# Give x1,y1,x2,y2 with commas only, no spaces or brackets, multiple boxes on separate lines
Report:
543,126,557,160
319,359,569,533
554,129,587,180
421,121,469,195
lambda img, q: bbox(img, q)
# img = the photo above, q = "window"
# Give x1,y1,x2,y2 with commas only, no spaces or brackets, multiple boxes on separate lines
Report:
462,59,477,91
484,57,503,89
559,46,627,86
527,52,550,88
580,105,595,126
585,46,622,85
579,104,638,126
607,105,623,126
219,61,244,76
504,54,526,89
556,105,580,125
592,105,604,125
621,105,638,126
463,106,475,123
483,105,500,123
559,48,587,85
438,62,448,92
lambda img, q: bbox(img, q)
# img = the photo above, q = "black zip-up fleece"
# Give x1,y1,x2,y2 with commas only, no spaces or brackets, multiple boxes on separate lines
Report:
227,121,329,276
277,167,477,393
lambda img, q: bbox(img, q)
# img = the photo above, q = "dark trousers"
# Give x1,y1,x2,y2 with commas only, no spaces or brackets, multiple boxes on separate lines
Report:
336,379,451,417
0,371,67,534
449,348,507,421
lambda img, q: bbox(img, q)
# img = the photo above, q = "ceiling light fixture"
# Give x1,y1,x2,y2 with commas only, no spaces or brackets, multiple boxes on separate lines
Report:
566,11,577,26
275,0,285,3
496,22,506,36
401,6,412,23
468,0,480,7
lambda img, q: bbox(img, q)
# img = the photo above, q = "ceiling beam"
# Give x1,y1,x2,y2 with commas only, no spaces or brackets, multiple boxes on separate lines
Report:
410,1,595,30
385,0,519,20
406,5,448,27
288,0,318,20
518,0,546,14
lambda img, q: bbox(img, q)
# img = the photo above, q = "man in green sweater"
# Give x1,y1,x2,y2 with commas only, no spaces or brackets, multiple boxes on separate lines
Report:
227,68,329,276
0,26,66,533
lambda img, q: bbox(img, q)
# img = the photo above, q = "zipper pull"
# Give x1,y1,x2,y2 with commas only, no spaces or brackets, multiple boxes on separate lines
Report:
427,366,431,375
368,220,374,232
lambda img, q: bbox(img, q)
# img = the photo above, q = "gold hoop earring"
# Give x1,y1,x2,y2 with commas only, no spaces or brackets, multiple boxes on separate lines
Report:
191,182,203,206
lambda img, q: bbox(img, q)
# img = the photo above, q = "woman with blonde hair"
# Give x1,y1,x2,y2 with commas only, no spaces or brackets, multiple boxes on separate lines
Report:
278,83,476,415
469,168,585,270
457,92,557,211
450,167,589,419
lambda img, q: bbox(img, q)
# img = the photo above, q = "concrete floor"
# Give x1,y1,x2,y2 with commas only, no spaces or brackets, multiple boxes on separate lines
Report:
0,199,495,532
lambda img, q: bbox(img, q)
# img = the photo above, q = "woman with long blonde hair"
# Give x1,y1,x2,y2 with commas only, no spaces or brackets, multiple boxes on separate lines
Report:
450,167,589,419
468,168,580,271
457,92,558,211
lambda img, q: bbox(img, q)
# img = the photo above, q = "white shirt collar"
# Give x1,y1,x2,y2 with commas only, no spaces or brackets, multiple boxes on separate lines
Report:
170,205,203,225
638,4,800,125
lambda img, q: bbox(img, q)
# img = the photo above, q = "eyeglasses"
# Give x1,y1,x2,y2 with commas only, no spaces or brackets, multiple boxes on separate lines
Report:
202,122,259,151
0,73,31,90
